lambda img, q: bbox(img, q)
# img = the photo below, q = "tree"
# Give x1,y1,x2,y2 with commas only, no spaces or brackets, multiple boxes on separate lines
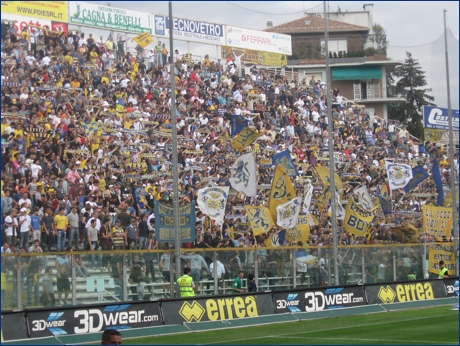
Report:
370,24,389,54
387,52,435,138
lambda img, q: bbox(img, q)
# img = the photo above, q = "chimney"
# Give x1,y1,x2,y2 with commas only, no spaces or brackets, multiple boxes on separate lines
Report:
267,21,273,28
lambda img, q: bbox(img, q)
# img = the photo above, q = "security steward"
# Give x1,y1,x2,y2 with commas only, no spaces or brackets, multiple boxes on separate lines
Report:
177,267,195,297
438,260,450,279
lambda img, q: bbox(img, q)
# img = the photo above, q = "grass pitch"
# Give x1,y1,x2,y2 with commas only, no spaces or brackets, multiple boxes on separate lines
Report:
123,306,458,345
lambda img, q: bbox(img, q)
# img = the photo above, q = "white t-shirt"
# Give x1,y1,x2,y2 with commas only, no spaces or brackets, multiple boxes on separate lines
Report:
19,215,31,233
4,215,18,236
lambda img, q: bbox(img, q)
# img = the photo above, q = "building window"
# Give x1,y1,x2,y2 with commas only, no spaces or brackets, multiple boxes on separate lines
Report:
353,80,381,100
321,39,347,56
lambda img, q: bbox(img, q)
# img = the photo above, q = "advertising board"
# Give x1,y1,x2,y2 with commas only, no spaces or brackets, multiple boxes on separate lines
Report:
154,15,225,45
161,293,274,324
226,26,291,55
26,302,162,338
423,105,459,131
69,2,152,34
365,280,446,305
273,286,366,313
1,1,68,22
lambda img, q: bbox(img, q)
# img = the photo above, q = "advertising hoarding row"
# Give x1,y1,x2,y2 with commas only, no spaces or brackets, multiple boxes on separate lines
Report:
1,1,292,64
1,278,456,341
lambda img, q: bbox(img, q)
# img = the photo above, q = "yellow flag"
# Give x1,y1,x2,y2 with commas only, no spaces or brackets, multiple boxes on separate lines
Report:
285,214,310,244
230,127,261,152
391,223,420,243
424,128,444,142
315,166,343,191
268,165,296,222
226,226,235,239
343,198,375,237
133,32,154,48
245,206,275,236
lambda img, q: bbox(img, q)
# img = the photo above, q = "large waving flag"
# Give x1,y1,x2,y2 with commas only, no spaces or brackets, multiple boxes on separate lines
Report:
343,198,375,237
384,161,413,191
354,186,375,210
231,114,249,137
286,214,311,244
272,150,298,176
268,165,297,222
230,127,261,152
264,229,286,247
404,165,429,193
315,165,343,191
229,152,257,196
245,206,275,236
276,197,302,229
431,158,444,206
377,184,392,215
82,121,103,137
197,185,229,223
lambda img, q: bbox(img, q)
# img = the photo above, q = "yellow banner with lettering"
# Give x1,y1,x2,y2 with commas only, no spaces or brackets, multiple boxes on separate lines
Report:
343,198,375,237
221,46,287,67
422,205,453,241
429,243,455,274
1,1,68,21
285,214,311,244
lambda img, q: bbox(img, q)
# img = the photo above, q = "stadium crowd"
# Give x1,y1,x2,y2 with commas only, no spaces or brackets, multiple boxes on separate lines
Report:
0,25,458,304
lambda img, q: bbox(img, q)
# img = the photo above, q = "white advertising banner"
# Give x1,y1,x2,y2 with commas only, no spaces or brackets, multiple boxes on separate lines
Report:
1,13,68,34
154,15,225,45
226,26,292,55
69,2,152,34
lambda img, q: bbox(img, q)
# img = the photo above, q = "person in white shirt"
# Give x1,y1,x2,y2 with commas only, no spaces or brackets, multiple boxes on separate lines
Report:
4,209,19,246
18,208,32,249
41,55,51,66
18,193,32,211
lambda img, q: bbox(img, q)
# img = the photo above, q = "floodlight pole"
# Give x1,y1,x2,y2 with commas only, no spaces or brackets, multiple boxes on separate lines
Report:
443,9,459,276
169,1,182,285
324,1,339,285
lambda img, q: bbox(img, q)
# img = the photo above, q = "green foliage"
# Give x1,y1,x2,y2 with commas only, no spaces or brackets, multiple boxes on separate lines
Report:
370,23,389,54
387,52,435,138
365,47,376,57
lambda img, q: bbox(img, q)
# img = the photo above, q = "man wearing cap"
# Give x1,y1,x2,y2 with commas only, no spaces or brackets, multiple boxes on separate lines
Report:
18,207,32,250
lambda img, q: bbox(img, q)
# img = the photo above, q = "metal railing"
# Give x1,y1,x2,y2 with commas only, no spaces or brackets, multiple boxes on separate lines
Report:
1,243,453,311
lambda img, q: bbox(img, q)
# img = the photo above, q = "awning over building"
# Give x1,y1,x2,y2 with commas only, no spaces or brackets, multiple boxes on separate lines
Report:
331,66,382,80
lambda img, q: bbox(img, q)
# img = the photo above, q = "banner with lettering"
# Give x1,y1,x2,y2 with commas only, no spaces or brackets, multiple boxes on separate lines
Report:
154,201,196,242
343,198,375,237
422,205,453,241
429,243,456,274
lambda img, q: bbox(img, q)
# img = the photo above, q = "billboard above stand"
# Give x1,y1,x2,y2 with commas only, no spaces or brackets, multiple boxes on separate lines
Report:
154,15,225,45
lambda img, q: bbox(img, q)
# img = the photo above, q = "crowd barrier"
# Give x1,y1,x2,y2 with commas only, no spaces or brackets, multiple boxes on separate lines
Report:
1,277,457,342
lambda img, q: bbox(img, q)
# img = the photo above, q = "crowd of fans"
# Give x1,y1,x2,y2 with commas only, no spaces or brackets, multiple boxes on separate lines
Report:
0,24,458,305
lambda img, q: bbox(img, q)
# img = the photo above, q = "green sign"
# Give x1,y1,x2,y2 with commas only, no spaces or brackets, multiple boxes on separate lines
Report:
69,2,152,34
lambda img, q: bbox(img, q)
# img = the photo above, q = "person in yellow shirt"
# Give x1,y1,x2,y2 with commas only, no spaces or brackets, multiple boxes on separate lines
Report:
203,54,211,67
90,47,99,63
54,208,68,252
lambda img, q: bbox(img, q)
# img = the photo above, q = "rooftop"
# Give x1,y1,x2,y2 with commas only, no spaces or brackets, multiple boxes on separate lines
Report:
265,15,369,34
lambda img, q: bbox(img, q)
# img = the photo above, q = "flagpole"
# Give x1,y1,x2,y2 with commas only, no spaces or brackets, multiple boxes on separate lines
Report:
443,9,459,276
169,1,182,285
323,1,339,285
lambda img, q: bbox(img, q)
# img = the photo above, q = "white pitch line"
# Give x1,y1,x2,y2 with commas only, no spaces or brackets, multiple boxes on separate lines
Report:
276,336,459,344
201,313,456,345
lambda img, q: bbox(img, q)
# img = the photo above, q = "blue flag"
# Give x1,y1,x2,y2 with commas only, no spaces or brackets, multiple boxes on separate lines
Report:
432,159,444,206
404,165,429,193
376,185,392,215
272,150,298,176
231,114,248,137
